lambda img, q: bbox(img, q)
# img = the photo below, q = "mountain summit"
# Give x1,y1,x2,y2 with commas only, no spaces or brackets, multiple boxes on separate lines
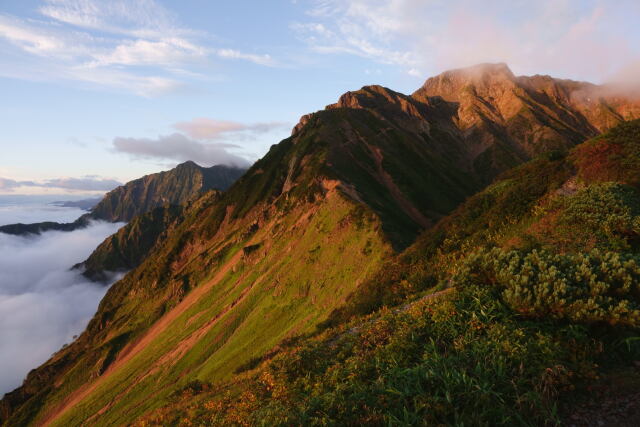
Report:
413,63,640,167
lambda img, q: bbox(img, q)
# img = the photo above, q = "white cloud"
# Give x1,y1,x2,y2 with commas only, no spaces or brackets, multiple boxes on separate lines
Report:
0,197,90,225
87,38,207,68
216,49,276,67
292,0,421,67
407,68,421,78
113,133,251,167
0,175,121,194
296,0,640,84
0,221,124,395
173,118,287,140
0,1,278,95
38,0,178,39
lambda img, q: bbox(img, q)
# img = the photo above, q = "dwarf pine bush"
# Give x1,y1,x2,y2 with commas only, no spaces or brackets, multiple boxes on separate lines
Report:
453,248,640,326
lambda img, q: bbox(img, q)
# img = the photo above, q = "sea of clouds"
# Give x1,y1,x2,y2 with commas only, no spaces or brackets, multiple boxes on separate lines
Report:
0,199,123,396
0,195,88,225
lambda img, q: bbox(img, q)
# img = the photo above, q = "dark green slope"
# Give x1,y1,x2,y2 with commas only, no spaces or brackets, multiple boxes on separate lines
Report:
332,119,640,323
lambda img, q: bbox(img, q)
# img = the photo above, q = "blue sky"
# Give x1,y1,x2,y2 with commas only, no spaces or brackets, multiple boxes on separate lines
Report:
1,0,639,194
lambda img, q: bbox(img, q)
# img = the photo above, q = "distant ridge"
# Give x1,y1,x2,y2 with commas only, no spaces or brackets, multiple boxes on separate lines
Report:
90,161,245,222
0,162,247,236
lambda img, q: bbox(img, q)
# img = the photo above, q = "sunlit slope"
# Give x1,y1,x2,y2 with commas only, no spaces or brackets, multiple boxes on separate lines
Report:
2,94,465,426
128,121,640,427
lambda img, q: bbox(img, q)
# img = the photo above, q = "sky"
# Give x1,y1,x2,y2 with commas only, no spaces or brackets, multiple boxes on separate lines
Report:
1,0,639,195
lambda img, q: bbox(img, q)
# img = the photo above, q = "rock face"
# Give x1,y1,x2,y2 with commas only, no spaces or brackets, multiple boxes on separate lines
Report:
89,162,245,223
2,65,640,427
411,63,640,179
294,63,640,185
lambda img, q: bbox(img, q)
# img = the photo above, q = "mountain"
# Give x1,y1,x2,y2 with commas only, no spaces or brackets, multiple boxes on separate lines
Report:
134,119,640,426
0,162,246,236
412,63,640,181
89,162,245,223
51,198,101,211
2,65,640,426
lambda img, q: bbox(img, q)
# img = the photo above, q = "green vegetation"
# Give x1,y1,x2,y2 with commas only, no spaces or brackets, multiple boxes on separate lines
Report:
456,248,640,326
143,281,638,426
78,202,190,280
128,119,640,426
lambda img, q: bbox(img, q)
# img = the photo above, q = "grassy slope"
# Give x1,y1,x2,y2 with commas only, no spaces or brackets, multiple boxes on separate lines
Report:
55,189,390,426
2,98,476,425
131,120,640,425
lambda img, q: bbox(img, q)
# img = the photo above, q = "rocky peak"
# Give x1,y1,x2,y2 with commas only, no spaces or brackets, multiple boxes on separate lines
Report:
414,63,516,102
175,160,201,170
292,85,429,135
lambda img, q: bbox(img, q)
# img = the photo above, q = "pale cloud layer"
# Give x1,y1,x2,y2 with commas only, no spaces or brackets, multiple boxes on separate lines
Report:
0,221,124,395
173,118,287,140
0,176,121,194
0,0,277,95
295,0,640,84
112,117,288,167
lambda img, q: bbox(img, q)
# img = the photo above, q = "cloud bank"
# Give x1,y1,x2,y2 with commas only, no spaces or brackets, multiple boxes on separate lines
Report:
0,196,89,225
113,133,251,167
0,176,121,194
0,221,124,396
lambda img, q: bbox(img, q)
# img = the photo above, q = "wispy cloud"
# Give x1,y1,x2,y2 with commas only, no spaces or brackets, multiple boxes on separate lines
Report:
0,176,121,193
215,49,276,67
294,0,640,84
87,38,207,68
38,0,177,38
0,0,278,95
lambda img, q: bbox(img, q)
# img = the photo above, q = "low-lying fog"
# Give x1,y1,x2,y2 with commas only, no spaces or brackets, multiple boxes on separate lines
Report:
0,218,123,396
0,195,90,225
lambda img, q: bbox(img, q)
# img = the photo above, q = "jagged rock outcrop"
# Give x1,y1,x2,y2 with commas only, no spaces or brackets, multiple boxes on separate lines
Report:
294,63,640,184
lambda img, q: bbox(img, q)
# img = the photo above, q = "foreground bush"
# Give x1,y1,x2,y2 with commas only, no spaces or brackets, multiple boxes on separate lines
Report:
134,248,640,426
456,248,640,327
